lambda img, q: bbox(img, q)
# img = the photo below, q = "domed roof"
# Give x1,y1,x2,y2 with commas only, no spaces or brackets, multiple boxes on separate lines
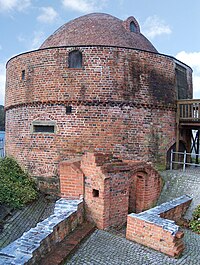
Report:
40,13,158,53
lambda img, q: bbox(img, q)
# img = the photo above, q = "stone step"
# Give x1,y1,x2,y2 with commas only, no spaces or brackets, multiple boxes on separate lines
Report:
38,221,96,265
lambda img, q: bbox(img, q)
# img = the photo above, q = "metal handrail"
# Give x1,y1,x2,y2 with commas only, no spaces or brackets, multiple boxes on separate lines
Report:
0,138,5,158
170,149,200,171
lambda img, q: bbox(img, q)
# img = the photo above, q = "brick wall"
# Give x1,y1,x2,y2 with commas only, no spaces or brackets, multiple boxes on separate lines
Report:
80,152,162,229
126,195,192,257
5,46,192,192
59,158,84,199
80,152,110,229
127,162,163,212
5,104,177,193
0,199,84,265
6,47,180,107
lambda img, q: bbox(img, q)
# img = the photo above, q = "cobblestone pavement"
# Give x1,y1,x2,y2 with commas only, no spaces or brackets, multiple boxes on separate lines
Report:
65,228,200,265
158,167,200,219
0,194,56,249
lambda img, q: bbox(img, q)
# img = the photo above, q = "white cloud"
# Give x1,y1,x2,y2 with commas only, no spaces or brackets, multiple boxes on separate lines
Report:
142,15,172,39
30,31,46,50
176,51,200,99
176,51,200,73
18,31,46,50
62,0,107,13
0,63,6,105
37,6,58,24
0,0,31,12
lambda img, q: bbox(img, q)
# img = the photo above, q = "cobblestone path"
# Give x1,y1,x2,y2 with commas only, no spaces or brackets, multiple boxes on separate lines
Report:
158,168,200,220
65,229,200,265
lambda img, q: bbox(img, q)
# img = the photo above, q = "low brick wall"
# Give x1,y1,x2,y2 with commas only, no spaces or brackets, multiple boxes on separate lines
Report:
126,195,192,257
0,199,84,265
59,158,84,199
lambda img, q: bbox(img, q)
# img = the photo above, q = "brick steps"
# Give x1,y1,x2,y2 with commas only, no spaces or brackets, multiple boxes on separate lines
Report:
38,221,96,265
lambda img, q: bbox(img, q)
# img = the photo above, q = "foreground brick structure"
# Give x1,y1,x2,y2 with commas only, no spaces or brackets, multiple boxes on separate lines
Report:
126,195,192,257
59,152,162,229
5,13,193,193
59,158,83,199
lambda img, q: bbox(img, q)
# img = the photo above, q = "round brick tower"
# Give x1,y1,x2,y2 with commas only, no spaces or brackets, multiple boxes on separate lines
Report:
5,13,192,193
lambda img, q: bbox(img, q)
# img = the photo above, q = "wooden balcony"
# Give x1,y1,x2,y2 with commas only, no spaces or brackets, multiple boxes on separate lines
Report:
177,99,200,127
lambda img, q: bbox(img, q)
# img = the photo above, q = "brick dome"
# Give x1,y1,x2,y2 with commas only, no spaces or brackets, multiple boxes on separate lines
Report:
40,13,158,53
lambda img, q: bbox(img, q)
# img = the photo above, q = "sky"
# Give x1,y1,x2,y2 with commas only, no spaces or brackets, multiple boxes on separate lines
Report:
0,0,200,105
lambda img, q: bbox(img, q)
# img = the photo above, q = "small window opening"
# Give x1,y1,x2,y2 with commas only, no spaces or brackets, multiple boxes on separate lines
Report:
92,189,99,197
33,125,55,133
66,106,72,114
68,50,82,68
22,70,25,80
130,21,136,32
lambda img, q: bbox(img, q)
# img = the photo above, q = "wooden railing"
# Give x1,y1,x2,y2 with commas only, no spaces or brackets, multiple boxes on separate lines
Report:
177,99,200,123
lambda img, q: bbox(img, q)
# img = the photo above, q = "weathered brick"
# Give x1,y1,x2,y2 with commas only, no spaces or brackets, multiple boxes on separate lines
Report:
5,14,192,194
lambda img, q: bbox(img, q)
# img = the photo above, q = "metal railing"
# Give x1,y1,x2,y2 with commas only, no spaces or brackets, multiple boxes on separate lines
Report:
177,99,200,122
170,149,200,171
0,138,5,158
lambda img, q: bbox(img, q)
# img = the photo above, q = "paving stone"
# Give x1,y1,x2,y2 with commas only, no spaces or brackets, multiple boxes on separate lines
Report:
0,199,83,264
0,194,56,249
158,167,200,220
65,229,200,265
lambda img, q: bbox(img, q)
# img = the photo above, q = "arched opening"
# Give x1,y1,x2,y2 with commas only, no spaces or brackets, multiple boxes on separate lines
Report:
129,172,147,213
130,21,136,32
166,141,187,169
68,50,82,68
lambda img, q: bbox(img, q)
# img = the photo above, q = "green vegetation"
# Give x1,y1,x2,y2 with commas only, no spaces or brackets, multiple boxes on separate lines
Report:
0,157,38,209
154,163,166,172
0,105,5,131
189,205,200,234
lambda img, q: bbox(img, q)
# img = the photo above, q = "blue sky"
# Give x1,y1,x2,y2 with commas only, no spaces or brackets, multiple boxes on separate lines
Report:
0,0,200,105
